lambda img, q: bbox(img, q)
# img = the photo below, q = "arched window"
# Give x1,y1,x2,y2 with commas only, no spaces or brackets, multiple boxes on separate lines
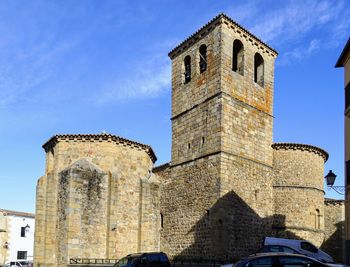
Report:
184,55,191,83
199,44,207,73
232,40,244,75
254,53,264,87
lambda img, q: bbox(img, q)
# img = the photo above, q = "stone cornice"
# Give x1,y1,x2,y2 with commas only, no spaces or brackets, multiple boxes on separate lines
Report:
168,13,278,60
325,198,345,205
42,134,157,163
0,209,35,218
153,162,171,173
273,185,325,194
272,143,329,162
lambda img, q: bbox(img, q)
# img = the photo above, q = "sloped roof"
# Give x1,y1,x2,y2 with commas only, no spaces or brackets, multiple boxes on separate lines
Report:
168,13,278,59
335,38,350,68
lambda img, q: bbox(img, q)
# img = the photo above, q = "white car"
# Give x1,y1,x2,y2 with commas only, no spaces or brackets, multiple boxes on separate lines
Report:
221,253,346,267
262,237,334,263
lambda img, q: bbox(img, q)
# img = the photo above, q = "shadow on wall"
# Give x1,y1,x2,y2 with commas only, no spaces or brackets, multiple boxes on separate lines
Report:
320,221,345,263
172,190,302,262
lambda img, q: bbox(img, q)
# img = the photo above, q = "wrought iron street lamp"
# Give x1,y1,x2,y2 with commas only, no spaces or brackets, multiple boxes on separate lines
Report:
325,170,345,195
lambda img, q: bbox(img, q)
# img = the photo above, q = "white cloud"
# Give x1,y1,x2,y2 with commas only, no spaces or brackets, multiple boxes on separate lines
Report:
227,1,261,23
226,0,350,66
95,54,171,105
0,39,78,108
277,39,320,66
249,0,344,44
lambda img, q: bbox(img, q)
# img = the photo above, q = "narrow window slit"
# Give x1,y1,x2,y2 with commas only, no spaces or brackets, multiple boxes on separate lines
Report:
199,44,207,73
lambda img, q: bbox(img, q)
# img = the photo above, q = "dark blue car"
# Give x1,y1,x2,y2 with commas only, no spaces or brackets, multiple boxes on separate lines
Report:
114,252,170,267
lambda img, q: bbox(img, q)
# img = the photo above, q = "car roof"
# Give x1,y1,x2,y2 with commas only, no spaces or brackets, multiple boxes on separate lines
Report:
264,237,303,246
246,252,321,261
125,253,143,257
115,253,169,267
126,252,167,257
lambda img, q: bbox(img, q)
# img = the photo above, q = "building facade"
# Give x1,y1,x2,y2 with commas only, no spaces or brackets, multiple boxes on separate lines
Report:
34,14,345,266
336,37,350,264
0,209,35,265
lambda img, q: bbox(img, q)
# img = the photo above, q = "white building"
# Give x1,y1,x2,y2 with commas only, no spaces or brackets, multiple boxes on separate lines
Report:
0,209,35,265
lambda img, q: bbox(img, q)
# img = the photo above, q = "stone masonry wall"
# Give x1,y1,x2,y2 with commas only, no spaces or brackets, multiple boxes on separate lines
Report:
0,212,9,265
34,135,159,267
56,159,108,266
322,200,345,263
34,174,48,266
272,144,327,247
164,14,277,261
219,153,274,260
159,156,221,260
220,22,276,167
139,174,161,252
171,24,222,166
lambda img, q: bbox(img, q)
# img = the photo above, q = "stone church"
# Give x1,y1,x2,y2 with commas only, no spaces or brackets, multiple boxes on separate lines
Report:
33,14,345,267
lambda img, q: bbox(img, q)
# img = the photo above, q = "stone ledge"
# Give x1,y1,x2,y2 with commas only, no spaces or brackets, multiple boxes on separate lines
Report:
273,185,325,194
153,162,171,173
0,209,35,218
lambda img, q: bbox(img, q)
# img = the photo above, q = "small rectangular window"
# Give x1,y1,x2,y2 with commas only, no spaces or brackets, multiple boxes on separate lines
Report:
17,251,27,260
199,44,207,73
346,160,350,185
184,56,191,84
346,83,350,110
20,227,26,237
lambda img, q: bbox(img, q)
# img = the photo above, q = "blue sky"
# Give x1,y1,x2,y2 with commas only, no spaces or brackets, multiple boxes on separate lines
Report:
0,0,349,212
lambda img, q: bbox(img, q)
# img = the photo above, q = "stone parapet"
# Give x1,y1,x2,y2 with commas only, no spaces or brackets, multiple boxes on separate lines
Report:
322,199,345,262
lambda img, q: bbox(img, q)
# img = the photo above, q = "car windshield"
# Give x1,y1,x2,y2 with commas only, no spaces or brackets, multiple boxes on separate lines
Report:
115,255,142,267
258,245,298,254
300,242,318,253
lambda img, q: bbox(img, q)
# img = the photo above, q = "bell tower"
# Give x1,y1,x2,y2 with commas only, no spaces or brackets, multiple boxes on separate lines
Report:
162,13,278,260
169,13,277,167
